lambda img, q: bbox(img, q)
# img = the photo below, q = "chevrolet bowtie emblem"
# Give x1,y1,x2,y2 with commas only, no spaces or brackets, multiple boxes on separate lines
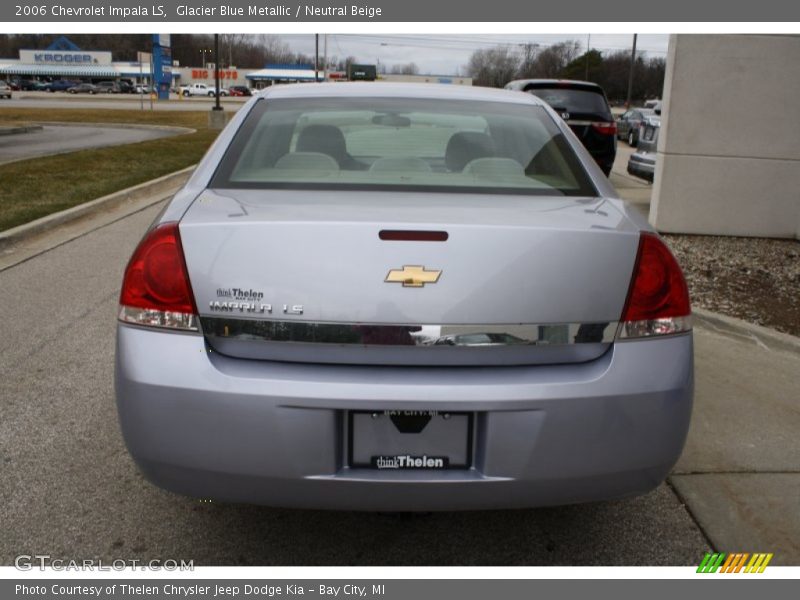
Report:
385,265,442,288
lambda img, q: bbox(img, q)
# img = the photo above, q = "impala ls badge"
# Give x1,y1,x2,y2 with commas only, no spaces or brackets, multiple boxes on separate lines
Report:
385,265,442,288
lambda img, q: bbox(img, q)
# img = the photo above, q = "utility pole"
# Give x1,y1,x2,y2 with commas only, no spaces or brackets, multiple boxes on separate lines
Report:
585,34,591,80
626,34,638,109
323,34,327,81
315,33,319,81
213,33,221,111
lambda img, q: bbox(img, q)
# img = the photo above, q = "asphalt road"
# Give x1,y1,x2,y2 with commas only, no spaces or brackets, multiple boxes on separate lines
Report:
0,125,179,165
0,202,712,566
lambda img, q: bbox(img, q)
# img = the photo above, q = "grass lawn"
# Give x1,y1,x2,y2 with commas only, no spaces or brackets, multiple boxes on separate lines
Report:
0,108,219,232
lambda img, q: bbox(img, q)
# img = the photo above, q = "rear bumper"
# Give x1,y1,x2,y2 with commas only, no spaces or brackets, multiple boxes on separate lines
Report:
627,152,656,181
115,324,693,511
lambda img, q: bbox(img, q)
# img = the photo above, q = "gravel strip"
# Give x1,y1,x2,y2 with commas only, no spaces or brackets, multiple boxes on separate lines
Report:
663,234,800,337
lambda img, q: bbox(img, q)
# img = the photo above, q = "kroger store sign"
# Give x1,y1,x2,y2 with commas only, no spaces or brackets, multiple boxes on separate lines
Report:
19,50,112,65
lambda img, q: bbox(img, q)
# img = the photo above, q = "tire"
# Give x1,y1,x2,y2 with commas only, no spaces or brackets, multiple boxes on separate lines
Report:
208,91,215,97
628,130,636,146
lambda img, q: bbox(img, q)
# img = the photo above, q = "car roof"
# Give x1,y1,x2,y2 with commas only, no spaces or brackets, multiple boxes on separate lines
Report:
505,78,604,90
259,82,548,107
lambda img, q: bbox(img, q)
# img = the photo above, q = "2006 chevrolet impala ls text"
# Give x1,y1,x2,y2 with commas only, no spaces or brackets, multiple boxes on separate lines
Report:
114,82,693,510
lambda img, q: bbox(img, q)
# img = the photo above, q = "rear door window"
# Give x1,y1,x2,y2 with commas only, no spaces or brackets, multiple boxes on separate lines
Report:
526,87,609,115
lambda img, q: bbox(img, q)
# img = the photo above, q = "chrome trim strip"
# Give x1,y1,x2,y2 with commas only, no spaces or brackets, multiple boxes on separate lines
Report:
199,317,618,346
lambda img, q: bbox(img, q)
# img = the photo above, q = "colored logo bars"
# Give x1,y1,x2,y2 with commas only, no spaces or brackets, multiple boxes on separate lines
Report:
697,552,773,573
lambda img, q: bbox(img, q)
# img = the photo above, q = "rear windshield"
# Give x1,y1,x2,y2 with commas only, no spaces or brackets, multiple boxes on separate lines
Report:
211,97,597,197
525,87,609,115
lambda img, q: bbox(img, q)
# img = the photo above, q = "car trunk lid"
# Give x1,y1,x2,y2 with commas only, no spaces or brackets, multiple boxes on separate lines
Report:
179,189,640,366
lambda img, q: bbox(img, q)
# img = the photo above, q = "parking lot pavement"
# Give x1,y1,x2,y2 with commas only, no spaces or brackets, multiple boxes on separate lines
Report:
0,201,712,566
0,124,181,165
610,142,652,213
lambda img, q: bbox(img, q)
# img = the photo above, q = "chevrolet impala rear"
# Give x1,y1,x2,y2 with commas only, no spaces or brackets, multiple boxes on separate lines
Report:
114,83,693,510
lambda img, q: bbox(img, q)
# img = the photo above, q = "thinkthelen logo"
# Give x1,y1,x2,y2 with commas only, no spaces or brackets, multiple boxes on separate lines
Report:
696,552,773,573
372,455,448,469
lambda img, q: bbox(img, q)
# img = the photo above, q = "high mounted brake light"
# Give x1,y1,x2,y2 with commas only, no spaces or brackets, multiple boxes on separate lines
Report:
118,222,199,331
617,232,692,339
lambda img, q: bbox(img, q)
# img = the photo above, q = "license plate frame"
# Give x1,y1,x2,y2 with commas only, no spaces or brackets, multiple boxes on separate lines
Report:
347,410,474,470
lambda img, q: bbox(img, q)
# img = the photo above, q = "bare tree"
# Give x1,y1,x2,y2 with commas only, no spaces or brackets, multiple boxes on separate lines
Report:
517,43,541,79
334,56,358,72
390,62,420,75
533,41,582,78
467,46,520,88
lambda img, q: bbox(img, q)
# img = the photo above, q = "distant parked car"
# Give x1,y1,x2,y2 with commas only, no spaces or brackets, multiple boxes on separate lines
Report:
627,115,661,182
617,108,655,146
95,81,121,94
67,83,98,95
0,82,11,99
19,80,46,91
44,80,78,92
6,80,20,91
181,82,228,97
118,81,134,94
505,79,617,176
644,99,660,109
228,85,252,97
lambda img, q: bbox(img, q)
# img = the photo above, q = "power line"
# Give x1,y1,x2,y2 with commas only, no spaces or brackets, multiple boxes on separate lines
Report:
334,34,668,55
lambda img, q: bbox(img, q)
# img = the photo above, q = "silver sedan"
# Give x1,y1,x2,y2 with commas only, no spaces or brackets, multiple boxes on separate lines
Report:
115,83,693,510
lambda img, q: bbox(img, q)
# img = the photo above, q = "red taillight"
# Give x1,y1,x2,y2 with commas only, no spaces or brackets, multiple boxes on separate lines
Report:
591,121,617,135
119,222,198,331
618,232,691,339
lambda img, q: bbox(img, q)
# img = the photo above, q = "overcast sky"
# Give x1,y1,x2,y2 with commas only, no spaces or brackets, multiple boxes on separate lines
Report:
275,34,670,75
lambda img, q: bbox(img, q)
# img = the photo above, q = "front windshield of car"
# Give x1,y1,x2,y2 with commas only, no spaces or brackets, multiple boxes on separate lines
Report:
211,96,597,197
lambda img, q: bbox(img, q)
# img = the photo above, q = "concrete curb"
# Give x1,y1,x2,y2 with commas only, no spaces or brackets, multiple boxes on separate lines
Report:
30,121,195,135
0,165,194,251
693,307,800,355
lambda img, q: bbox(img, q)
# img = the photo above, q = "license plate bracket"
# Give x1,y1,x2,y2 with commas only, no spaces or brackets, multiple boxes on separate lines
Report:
348,410,473,469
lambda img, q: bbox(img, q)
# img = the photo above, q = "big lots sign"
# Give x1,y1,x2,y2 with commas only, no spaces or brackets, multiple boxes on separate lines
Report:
192,69,239,80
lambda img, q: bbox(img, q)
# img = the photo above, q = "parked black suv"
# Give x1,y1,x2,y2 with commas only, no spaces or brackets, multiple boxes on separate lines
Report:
505,79,617,176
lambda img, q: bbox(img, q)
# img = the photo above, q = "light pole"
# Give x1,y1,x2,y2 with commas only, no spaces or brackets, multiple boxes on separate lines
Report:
626,34,638,109
201,49,210,69
585,34,591,80
315,33,319,82
213,34,221,111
